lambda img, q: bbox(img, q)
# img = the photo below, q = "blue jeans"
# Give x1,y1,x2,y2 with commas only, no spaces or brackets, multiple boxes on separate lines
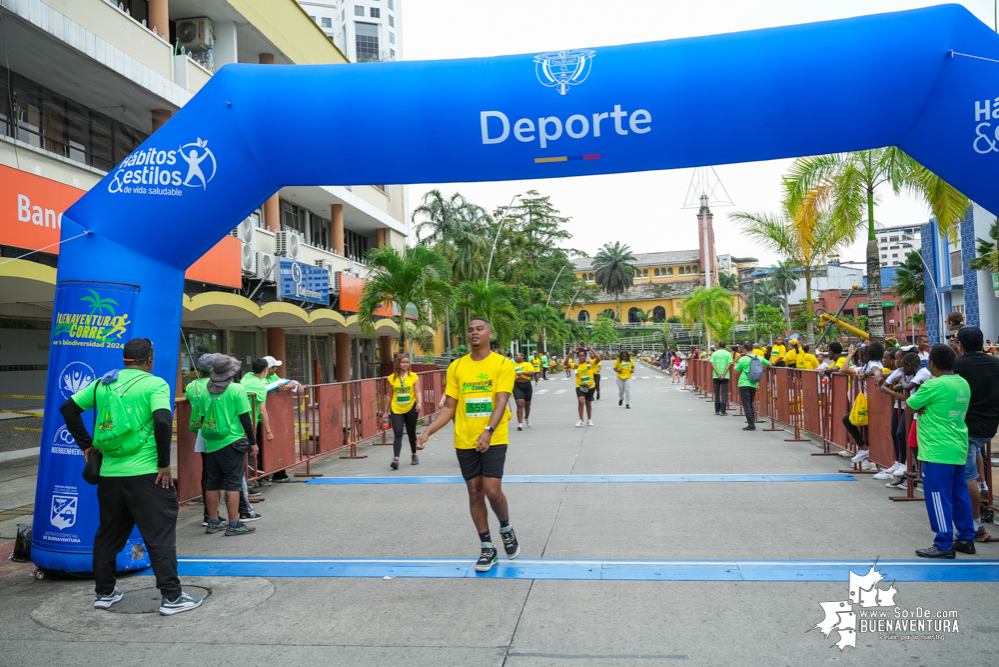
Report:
921,461,975,550
964,437,989,481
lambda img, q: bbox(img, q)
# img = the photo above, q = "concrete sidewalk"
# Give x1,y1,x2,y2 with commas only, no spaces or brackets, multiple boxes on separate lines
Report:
1,361,997,665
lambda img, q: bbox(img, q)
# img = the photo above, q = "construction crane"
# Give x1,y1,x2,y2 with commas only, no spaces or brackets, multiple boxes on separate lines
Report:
817,309,869,341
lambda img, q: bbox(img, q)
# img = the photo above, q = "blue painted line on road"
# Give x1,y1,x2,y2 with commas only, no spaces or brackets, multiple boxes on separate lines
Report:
177,557,999,582
306,474,857,485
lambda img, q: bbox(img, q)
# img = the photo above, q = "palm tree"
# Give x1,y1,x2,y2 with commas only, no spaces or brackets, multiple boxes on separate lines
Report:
746,280,782,311
633,308,655,324
969,219,997,273
592,241,636,320
717,271,738,291
521,304,561,354
412,190,490,283
784,148,968,344
679,285,733,348
767,261,799,328
358,245,455,354
412,189,469,245
456,280,519,347
706,309,737,344
892,250,925,308
731,204,852,344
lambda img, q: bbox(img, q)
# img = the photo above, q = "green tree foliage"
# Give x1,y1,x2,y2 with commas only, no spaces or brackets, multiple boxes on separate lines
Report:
969,219,998,273
521,304,562,354
717,271,738,290
358,245,455,353
592,241,636,320
680,286,733,348
456,281,519,347
751,305,787,343
590,316,619,351
892,250,925,307
767,261,799,326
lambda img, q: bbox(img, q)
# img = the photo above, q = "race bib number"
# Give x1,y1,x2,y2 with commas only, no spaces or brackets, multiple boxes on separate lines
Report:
396,392,411,405
465,397,492,418
580,374,591,384
621,363,630,369
515,365,523,373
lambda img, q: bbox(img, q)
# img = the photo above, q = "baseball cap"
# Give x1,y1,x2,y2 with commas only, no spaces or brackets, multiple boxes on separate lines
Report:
957,325,984,349
262,355,283,368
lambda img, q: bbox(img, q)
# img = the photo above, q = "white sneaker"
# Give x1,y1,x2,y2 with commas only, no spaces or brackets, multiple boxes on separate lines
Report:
887,461,904,473
575,420,585,427
850,449,870,463
587,419,594,426
525,419,530,427
517,423,523,431
979,481,989,493
872,469,893,480
892,465,908,477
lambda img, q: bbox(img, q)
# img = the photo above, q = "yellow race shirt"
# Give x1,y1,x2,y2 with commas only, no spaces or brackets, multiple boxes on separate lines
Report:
445,352,515,449
592,360,601,375
572,361,596,389
387,372,418,414
784,347,799,367
800,353,819,370
614,359,634,380
752,348,765,357
770,345,786,363
513,361,536,381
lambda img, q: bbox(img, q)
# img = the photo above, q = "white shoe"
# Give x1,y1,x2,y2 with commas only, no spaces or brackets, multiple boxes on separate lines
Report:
850,449,870,463
517,423,523,431
892,465,908,477
525,419,530,427
872,469,893,480
587,419,594,426
979,481,989,493
575,420,585,427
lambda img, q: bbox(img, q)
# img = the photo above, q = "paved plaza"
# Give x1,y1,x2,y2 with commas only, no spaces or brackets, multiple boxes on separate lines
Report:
1,361,997,665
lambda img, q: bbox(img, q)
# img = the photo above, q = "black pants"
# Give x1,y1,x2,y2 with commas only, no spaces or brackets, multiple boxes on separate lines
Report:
843,415,866,447
740,386,756,426
94,474,181,599
891,407,906,463
713,379,729,413
391,407,419,457
541,366,547,379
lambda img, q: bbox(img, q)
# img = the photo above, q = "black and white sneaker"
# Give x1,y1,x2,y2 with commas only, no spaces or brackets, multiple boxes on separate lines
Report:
501,528,520,560
239,512,262,522
94,587,124,610
475,546,499,572
159,591,203,616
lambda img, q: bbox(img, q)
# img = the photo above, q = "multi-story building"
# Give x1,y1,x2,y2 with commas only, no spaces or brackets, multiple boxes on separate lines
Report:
298,0,402,62
876,223,921,267
0,0,408,456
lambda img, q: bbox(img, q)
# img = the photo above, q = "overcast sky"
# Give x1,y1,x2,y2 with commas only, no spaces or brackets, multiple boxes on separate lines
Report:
402,0,995,268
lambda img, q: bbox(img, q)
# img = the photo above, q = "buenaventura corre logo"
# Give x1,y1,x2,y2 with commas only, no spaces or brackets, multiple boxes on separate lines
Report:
811,560,960,649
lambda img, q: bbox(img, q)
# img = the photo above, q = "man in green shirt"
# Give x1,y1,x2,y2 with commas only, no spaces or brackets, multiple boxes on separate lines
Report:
243,358,277,489
185,353,216,525
191,355,258,537
60,338,202,616
734,341,770,431
710,341,734,416
905,344,975,559
540,353,549,380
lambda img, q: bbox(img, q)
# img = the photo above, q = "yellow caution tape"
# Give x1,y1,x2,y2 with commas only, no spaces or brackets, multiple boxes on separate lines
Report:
0,424,43,432
0,394,45,399
0,409,43,417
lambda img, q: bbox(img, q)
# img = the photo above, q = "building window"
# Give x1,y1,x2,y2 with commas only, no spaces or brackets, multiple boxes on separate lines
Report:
654,268,660,277
642,269,649,277
355,22,380,60
889,236,898,242
345,228,370,262
389,31,395,44
389,14,394,27
370,7,380,17
892,253,898,258
949,249,962,279
881,254,887,259
322,16,332,27
280,200,308,236
0,65,147,172
667,268,673,276
388,0,394,9
577,309,589,322
589,273,594,281
628,307,640,323
310,15,317,22
354,5,364,16
390,49,395,59
653,306,666,321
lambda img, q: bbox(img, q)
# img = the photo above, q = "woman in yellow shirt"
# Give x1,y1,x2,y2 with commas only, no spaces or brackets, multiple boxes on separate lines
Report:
564,346,600,427
614,351,634,408
512,353,535,431
380,353,423,469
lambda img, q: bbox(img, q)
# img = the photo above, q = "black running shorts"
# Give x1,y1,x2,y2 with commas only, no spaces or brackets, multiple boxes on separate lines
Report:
455,444,508,480
513,381,533,402
205,443,244,492
575,386,595,401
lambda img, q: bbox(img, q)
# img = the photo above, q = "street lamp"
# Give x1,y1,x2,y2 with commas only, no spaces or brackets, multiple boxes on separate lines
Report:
485,193,521,287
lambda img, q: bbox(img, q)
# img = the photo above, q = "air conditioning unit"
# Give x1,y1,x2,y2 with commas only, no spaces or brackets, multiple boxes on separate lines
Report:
240,245,258,276
230,217,255,244
176,17,214,51
315,260,337,293
258,254,277,283
276,230,302,260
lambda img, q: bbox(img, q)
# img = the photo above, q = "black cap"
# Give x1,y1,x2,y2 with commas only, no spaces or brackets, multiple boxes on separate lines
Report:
957,325,984,349
123,338,154,363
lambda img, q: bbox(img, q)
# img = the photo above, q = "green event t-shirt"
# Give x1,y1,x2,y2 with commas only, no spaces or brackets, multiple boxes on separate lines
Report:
192,382,252,453
906,373,971,465
241,372,268,426
710,349,733,379
71,369,171,477
184,377,209,425
734,354,770,388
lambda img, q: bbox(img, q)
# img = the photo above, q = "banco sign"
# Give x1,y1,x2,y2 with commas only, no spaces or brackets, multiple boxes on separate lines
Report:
108,137,216,196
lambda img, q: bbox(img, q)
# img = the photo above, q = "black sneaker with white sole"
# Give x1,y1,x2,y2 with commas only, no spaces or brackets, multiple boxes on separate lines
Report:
239,512,262,522
94,587,124,610
501,528,520,560
475,546,499,572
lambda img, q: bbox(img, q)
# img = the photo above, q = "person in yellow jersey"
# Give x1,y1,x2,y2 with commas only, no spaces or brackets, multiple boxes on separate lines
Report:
770,335,788,367
783,335,800,368
589,349,602,400
381,353,423,470
512,352,535,430
531,353,542,385
614,351,634,408
564,346,600,427
416,317,518,573
798,343,819,370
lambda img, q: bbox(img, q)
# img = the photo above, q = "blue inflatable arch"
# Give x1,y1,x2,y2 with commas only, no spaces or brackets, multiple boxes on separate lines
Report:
34,4,999,570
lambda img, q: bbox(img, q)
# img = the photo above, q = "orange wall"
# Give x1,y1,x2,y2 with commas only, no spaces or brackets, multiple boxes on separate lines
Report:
1,165,241,288
339,273,393,316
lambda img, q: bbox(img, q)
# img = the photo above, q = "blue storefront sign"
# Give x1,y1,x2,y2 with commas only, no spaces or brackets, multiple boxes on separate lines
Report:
278,258,329,305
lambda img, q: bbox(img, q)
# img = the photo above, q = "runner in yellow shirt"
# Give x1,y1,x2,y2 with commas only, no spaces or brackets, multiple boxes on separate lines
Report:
564,346,600,427
770,335,788,367
416,317,518,573
512,353,535,431
381,353,423,469
589,349,603,400
614,351,635,408
798,343,819,370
